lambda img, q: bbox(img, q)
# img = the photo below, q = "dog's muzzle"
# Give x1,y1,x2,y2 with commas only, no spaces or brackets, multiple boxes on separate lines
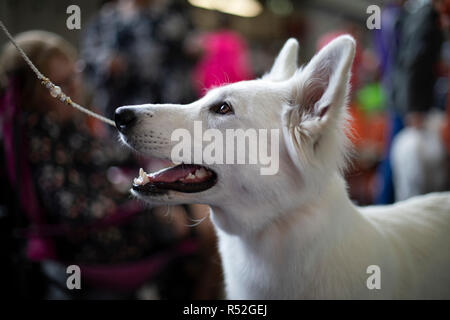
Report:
115,107,137,133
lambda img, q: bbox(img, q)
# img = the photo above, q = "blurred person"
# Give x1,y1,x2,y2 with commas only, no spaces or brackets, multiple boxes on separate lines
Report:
81,0,196,119
434,0,450,155
190,13,253,96
80,0,221,298
0,31,219,299
372,0,405,204
391,111,449,201
390,0,442,130
389,0,449,201
375,0,445,202
80,0,201,187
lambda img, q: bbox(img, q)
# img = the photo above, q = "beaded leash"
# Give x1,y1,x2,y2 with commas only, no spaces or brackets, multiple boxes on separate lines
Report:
0,19,116,127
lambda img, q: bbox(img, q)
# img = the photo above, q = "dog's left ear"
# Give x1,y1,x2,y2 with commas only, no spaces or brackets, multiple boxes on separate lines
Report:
264,38,299,82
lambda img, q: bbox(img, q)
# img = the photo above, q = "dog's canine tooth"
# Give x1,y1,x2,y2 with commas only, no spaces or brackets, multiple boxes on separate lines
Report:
139,168,150,184
135,168,149,185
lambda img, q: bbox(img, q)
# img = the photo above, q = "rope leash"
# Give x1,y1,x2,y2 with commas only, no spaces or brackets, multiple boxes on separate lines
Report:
0,19,116,127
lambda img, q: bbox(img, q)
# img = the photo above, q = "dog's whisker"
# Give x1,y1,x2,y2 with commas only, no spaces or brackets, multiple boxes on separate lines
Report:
185,215,207,228
163,204,171,218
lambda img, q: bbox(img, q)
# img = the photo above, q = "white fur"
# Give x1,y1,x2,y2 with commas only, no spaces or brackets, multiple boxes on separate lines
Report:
118,36,450,299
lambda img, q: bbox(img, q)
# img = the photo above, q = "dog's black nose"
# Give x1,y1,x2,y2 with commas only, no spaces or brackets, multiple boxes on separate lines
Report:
115,107,137,132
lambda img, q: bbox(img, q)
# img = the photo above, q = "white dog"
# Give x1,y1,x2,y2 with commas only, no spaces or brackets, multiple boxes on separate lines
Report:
115,36,450,299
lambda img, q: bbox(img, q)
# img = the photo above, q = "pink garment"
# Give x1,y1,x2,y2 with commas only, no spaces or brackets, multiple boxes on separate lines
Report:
192,30,252,96
80,239,197,292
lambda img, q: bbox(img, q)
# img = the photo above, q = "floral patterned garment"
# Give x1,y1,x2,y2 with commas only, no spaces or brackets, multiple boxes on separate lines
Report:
24,111,181,265
81,1,196,119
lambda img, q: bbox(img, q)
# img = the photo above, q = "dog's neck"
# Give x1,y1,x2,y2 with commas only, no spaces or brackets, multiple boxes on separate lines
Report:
213,173,374,299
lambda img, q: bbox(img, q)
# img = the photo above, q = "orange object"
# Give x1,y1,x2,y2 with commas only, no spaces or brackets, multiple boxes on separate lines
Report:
348,102,386,156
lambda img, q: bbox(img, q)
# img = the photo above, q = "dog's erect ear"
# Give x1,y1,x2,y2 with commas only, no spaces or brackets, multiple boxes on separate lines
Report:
282,35,355,173
264,38,299,82
288,35,355,128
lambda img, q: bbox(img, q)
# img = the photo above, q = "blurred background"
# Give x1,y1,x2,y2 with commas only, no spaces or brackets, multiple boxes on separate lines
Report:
0,0,449,299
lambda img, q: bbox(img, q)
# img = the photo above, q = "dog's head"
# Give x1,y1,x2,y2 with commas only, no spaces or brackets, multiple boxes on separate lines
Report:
116,35,355,235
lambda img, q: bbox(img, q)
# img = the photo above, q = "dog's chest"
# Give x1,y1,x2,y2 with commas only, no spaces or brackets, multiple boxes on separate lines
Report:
215,224,395,299
216,230,318,299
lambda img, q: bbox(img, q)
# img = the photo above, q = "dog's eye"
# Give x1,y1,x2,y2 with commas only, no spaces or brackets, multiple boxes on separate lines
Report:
211,102,234,115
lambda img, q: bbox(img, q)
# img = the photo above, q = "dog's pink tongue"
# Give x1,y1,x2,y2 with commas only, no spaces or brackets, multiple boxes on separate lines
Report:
148,166,195,183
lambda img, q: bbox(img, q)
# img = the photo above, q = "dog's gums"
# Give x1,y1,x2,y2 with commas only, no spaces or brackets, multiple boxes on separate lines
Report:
132,164,217,194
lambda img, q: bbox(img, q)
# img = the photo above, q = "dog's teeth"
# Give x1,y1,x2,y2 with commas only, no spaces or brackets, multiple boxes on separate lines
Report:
186,173,195,180
139,168,149,183
135,168,149,185
134,177,143,185
195,168,207,179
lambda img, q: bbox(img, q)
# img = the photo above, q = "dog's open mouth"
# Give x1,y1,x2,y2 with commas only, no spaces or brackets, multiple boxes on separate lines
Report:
132,164,217,194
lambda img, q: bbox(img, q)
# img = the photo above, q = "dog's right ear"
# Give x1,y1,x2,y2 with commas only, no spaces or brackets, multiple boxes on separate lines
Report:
285,35,355,131
263,38,299,82
282,35,355,174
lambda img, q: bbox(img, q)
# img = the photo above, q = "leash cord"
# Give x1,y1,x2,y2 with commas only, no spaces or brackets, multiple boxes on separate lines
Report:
0,20,116,127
